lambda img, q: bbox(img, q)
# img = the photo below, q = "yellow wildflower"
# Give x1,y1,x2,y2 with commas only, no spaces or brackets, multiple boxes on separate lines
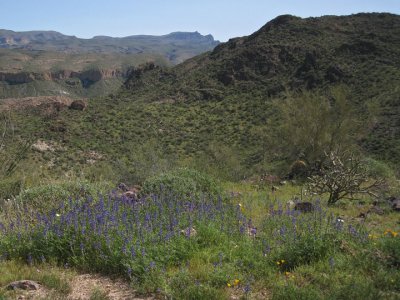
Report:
384,230,398,237
227,283,231,287
234,279,240,286
277,259,285,266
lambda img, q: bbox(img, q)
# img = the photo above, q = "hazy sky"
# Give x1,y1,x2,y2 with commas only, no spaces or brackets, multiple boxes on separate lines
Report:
2,0,399,41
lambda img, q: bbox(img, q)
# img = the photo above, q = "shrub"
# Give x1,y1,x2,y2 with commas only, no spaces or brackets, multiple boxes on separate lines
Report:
141,168,222,199
378,233,400,268
364,157,395,179
170,270,226,300
0,178,23,201
276,233,334,271
308,150,384,204
14,180,113,212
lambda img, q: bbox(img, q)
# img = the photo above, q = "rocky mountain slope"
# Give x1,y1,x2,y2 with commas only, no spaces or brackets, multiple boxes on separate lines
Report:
120,13,400,163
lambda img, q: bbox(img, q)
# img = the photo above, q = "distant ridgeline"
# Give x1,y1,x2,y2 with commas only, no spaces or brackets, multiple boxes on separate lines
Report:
0,30,219,98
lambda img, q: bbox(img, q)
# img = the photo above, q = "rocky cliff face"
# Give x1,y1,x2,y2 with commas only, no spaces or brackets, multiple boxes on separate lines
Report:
0,69,127,85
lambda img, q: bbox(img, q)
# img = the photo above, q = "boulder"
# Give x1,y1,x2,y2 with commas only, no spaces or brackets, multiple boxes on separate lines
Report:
118,182,129,192
392,199,400,212
368,206,385,215
69,100,86,111
294,202,314,213
7,280,40,291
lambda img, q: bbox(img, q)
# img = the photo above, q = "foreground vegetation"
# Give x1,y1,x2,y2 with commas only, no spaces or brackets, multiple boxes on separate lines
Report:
0,171,399,299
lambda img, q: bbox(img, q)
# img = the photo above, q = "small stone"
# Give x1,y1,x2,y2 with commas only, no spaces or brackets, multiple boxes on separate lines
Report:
286,200,295,209
180,227,197,237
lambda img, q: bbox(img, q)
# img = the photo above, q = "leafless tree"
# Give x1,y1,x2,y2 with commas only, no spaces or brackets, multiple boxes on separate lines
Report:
308,150,384,204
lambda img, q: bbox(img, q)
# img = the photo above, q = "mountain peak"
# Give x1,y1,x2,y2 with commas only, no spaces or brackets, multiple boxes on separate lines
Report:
165,31,218,42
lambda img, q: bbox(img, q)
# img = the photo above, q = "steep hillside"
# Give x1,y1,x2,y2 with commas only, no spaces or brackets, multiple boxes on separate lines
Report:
120,13,400,163
0,30,219,98
4,13,400,180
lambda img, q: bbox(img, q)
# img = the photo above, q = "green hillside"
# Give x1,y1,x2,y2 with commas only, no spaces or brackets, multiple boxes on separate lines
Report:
3,13,400,182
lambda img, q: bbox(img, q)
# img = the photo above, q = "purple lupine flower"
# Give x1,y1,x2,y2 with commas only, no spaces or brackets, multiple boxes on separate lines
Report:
80,242,85,253
250,227,257,236
244,284,251,294
329,257,335,270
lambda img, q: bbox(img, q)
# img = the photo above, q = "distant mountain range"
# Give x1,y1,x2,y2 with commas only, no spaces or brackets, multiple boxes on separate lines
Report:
0,29,218,55
0,29,219,98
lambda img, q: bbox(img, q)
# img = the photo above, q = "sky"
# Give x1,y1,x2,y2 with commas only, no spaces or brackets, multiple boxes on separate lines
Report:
1,0,400,42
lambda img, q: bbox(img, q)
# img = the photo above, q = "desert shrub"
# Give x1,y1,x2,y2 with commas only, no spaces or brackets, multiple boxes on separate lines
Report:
266,87,367,171
14,180,113,211
191,142,246,181
169,270,226,300
115,140,175,185
275,233,334,271
272,283,322,300
378,232,400,268
308,150,384,204
329,278,381,300
289,160,308,179
141,168,222,199
0,178,23,200
364,157,396,179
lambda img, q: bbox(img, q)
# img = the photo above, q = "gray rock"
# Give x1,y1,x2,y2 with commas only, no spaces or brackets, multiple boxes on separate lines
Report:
7,280,40,291
294,202,314,213
180,227,197,237
392,199,400,211
368,206,385,215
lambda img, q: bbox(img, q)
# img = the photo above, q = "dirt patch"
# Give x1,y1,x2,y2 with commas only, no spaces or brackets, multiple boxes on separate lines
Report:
0,96,78,112
32,140,57,153
67,274,152,300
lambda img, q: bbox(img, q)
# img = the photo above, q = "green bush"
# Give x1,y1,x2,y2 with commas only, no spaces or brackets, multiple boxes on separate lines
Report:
364,157,395,179
0,177,23,200
272,283,322,300
141,168,222,199
378,234,400,268
15,180,113,212
170,270,226,300
275,234,334,271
